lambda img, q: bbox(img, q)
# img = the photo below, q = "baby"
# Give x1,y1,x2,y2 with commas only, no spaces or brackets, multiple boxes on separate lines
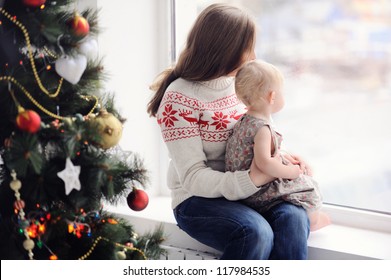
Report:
226,60,330,231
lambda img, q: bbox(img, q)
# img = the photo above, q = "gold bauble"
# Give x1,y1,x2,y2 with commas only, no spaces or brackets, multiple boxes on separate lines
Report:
91,110,123,149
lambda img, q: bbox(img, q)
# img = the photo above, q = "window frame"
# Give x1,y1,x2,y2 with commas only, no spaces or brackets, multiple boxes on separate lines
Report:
156,0,391,232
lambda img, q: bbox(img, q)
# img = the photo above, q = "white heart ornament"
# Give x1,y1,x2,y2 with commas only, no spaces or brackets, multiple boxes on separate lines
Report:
55,54,87,85
78,38,99,60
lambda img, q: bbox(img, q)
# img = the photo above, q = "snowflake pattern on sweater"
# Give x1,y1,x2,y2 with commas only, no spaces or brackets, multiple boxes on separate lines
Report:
157,91,244,143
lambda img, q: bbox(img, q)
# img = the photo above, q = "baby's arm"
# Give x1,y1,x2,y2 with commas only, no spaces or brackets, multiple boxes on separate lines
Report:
253,126,302,180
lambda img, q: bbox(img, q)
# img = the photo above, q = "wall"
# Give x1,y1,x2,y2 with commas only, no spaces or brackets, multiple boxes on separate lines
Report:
97,0,171,195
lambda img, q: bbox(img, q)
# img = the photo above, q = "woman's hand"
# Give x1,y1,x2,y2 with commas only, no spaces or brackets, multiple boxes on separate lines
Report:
249,160,275,187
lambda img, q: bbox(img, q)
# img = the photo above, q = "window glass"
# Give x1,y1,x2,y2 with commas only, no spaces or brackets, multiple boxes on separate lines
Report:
175,0,391,214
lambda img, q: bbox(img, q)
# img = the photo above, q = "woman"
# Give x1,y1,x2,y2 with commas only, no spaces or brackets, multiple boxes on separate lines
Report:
147,3,310,260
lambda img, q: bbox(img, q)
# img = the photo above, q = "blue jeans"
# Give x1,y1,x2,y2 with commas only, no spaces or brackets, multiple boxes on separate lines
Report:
173,197,310,260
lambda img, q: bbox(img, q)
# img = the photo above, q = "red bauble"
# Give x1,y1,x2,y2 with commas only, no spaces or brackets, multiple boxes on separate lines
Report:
126,188,149,211
14,199,25,211
16,110,41,133
68,14,90,37
22,0,46,7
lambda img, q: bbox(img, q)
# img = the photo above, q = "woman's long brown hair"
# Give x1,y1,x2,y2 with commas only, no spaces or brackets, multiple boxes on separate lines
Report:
147,3,256,117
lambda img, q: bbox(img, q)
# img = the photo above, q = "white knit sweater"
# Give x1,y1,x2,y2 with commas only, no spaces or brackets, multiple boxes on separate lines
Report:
156,76,260,209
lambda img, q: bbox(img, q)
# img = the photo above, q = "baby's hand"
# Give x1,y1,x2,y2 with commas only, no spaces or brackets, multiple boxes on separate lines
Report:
282,153,313,176
279,154,291,165
286,164,303,179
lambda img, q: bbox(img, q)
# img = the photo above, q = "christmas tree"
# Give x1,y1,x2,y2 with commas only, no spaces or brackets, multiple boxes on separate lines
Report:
0,0,165,260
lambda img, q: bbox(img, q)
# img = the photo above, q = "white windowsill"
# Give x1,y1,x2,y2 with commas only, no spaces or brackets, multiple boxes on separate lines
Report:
105,196,391,260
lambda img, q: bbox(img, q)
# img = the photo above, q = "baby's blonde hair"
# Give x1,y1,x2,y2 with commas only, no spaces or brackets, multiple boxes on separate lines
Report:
235,60,284,107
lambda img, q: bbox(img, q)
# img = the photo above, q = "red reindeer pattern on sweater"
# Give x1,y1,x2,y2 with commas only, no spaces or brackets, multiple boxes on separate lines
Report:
157,91,245,142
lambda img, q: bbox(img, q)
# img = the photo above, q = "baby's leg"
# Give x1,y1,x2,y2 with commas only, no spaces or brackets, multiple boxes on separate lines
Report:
309,211,331,231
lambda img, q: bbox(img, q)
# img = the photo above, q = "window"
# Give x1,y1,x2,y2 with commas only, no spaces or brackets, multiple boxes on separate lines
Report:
174,0,391,215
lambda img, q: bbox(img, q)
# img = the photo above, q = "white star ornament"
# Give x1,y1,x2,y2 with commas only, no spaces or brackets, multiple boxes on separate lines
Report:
57,157,81,195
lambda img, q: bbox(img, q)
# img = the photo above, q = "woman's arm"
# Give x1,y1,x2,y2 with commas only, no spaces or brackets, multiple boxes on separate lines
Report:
253,126,302,180
158,90,272,200
165,134,272,200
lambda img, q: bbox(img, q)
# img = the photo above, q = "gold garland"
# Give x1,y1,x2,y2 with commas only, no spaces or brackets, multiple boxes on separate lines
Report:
0,7,99,120
0,76,99,120
43,46,59,60
0,7,64,98
78,236,147,260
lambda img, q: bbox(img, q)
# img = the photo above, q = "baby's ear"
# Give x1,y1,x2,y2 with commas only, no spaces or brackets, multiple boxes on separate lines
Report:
268,91,276,104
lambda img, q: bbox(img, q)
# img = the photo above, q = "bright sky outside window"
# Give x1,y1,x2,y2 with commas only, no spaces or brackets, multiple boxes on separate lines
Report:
175,0,391,214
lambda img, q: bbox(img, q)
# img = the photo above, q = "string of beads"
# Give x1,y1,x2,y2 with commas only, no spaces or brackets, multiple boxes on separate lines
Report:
9,170,35,260
0,7,99,120
0,7,64,98
78,236,147,260
0,76,99,120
